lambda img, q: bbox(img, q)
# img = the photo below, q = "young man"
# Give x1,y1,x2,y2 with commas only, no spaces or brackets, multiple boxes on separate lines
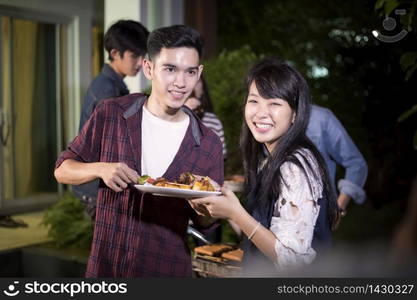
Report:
54,25,224,277
74,20,149,218
306,105,368,227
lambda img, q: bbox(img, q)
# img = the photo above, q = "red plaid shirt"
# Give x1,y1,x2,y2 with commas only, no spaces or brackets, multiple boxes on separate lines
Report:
55,94,224,277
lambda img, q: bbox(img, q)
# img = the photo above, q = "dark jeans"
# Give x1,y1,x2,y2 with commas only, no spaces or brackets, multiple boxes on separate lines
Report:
80,195,96,221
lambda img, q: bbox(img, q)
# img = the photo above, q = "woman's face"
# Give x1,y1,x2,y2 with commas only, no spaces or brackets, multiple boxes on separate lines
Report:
184,79,204,111
184,96,202,110
244,81,295,153
193,80,204,99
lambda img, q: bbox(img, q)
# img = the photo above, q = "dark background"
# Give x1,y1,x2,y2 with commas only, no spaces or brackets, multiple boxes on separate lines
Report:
185,0,417,249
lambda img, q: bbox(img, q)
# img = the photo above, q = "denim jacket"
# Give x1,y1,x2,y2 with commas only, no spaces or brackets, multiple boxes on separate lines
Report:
306,105,368,204
79,64,129,131
74,64,129,200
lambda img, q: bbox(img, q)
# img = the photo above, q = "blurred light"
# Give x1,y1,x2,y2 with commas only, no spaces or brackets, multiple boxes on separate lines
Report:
311,66,329,78
372,30,379,38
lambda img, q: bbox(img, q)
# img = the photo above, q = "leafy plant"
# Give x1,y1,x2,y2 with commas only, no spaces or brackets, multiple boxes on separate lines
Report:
204,45,259,175
398,104,417,149
41,192,93,249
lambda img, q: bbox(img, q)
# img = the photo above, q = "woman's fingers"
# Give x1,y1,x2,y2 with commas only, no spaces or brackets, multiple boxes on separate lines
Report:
189,197,213,206
221,186,233,196
189,200,211,216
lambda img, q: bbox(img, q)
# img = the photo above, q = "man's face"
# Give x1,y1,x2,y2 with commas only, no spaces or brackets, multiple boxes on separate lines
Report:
144,47,203,111
112,50,143,77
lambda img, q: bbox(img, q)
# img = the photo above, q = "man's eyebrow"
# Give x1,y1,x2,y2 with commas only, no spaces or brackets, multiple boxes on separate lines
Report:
161,64,199,71
187,66,199,71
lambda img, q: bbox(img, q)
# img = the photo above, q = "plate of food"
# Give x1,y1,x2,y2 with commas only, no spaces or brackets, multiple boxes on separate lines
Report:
134,172,221,198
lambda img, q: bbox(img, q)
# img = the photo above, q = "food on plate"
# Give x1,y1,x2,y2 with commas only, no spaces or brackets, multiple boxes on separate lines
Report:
194,244,233,256
137,175,151,185
221,249,243,262
137,172,219,191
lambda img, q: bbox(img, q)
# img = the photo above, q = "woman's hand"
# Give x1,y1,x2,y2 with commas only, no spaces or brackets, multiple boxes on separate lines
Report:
189,187,244,220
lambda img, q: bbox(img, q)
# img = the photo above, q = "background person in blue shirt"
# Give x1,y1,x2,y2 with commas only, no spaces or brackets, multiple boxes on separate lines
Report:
74,20,149,219
306,105,368,225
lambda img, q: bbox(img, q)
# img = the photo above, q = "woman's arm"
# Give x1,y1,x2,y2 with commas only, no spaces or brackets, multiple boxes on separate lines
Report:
190,188,278,261
229,202,278,262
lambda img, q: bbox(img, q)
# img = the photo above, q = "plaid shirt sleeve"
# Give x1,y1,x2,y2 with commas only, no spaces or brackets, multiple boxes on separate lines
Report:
55,103,105,169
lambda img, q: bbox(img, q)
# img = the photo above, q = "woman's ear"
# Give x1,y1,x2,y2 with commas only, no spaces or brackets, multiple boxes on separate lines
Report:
142,59,153,80
292,112,296,124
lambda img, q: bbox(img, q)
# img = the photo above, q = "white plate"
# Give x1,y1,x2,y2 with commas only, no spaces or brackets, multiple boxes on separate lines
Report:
134,184,221,198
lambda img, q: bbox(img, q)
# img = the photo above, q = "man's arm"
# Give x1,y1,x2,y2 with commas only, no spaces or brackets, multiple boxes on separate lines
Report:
337,193,352,211
55,159,139,193
324,110,368,206
56,101,139,193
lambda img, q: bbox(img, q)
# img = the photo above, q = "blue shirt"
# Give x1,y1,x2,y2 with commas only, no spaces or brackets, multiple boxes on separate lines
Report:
306,105,368,204
73,64,129,199
79,64,129,131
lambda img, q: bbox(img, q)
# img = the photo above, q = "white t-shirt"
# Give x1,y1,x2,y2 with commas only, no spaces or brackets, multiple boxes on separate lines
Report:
141,106,190,178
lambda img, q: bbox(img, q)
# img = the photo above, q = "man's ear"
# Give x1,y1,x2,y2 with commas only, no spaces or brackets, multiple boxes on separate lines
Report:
142,58,153,80
110,49,120,61
197,64,204,80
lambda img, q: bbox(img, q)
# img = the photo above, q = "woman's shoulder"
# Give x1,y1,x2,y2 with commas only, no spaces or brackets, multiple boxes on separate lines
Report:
280,148,323,199
280,148,318,171
295,148,320,167
202,112,221,122
202,112,224,129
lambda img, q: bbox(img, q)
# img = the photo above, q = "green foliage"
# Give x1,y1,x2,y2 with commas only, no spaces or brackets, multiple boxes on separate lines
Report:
399,104,417,149
376,0,417,149
217,0,373,161
375,0,400,15
400,51,417,80
41,193,93,249
220,219,240,245
203,46,259,175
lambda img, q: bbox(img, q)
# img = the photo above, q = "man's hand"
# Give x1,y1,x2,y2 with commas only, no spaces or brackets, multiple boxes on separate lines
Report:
55,159,139,192
337,193,351,210
99,162,139,192
332,193,351,231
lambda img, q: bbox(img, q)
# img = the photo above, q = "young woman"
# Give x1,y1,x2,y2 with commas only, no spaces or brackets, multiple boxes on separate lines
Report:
190,58,338,275
185,76,227,159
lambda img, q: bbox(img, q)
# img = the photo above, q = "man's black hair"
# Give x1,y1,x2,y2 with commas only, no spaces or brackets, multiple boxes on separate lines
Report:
104,20,149,61
147,25,202,60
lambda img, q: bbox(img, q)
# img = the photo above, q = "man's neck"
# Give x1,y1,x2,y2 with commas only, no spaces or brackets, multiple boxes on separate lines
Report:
108,61,125,78
145,95,187,122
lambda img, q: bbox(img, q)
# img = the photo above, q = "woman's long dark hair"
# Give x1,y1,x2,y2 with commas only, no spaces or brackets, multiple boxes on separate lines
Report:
189,76,214,118
240,58,338,227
